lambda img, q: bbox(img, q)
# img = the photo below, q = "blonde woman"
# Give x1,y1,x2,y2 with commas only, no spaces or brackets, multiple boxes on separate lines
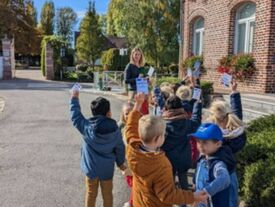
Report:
124,48,149,114
124,48,145,101
206,80,246,207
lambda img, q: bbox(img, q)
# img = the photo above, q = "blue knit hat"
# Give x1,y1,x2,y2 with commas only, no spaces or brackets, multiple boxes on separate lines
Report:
190,123,224,141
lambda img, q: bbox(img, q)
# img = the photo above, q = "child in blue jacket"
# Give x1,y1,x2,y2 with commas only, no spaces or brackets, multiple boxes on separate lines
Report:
191,123,237,207
70,89,126,207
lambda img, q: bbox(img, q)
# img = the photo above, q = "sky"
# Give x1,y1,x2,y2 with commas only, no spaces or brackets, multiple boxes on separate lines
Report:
33,0,109,30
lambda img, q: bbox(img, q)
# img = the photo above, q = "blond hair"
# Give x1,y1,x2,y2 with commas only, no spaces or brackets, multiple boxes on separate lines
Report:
176,86,192,101
160,86,174,97
130,47,145,67
119,102,134,125
138,115,166,144
207,100,244,131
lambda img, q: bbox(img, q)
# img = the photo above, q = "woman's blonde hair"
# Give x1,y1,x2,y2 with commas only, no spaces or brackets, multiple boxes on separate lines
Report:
160,86,174,99
130,47,145,67
207,100,244,131
176,86,192,101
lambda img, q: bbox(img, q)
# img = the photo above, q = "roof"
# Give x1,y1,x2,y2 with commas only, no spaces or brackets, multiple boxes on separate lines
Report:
74,32,128,50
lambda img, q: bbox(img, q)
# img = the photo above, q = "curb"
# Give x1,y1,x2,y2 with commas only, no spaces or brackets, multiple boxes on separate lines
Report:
0,97,5,112
82,89,129,101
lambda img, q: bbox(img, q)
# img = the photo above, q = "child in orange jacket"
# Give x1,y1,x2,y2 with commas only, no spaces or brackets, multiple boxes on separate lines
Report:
125,93,208,207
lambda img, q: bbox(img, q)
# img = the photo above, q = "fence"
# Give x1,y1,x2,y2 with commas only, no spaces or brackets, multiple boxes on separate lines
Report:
94,71,125,90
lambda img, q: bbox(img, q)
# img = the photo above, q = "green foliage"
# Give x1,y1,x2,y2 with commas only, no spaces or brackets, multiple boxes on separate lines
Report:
201,81,214,94
107,0,180,66
169,64,179,76
40,0,55,35
40,35,66,77
182,56,204,71
234,54,255,72
242,156,275,207
237,115,275,207
156,77,180,86
217,54,256,80
64,71,77,81
247,114,275,134
101,48,129,71
56,7,77,44
76,1,105,67
64,70,94,82
76,64,89,72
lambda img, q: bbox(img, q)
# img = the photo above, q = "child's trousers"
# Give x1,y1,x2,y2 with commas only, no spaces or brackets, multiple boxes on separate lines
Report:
85,177,113,207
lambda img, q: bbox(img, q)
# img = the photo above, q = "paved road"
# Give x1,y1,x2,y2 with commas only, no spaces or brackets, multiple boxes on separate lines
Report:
0,70,129,207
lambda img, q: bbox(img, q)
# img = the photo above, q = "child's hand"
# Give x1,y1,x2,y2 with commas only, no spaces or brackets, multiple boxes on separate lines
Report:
193,190,209,203
118,164,127,171
71,90,79,98
122,168,133,177
135,93,146,104
231,79,238,92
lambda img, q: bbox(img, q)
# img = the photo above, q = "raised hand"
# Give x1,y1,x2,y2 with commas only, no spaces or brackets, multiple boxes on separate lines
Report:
71,89,79,98
133,93,146,112
231,79,238,92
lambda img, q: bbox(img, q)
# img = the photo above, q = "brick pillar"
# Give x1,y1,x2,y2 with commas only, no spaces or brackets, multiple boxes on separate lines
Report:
2,36,15,80
45,43,54,80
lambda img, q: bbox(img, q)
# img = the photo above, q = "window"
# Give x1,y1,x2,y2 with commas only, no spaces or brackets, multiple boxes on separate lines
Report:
193,18,204,56
235,3,256,54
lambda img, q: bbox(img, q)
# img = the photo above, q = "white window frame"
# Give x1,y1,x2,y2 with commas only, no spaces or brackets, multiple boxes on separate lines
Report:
234,4,256,54
193,19,205,56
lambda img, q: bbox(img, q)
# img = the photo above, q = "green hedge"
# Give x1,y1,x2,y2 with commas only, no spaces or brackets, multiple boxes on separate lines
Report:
101,48,129,71
237,115,275,207
40,35,66,78
156,77,180,86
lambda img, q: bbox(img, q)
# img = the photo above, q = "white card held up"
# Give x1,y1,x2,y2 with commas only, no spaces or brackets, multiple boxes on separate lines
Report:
221,73,232,87
147,66,155,77
192,88,202,100
71,83,82,91
187,68,192,77
136,78,149,94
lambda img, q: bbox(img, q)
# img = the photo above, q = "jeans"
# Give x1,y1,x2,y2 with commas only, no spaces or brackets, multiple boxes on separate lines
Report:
229,171,239,207
85,177,113,207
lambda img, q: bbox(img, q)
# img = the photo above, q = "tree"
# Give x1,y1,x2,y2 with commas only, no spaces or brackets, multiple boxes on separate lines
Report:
0,0,42,55
106,0,180,67
40,0,55,35
56,7,77,44
99,14,107,35
76,1,104,68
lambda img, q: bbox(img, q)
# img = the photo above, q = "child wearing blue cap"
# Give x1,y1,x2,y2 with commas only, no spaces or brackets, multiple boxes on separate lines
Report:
191,123,237,207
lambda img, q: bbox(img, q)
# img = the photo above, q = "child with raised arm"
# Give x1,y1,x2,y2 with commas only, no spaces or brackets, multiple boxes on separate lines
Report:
70,89,126,207
125,93,208,207
207,80,246,207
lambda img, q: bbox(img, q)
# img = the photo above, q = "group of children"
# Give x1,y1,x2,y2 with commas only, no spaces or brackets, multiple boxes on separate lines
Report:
70,78,246,207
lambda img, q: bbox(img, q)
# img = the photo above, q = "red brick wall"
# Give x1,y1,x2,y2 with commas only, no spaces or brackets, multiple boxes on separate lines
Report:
182,0,275,93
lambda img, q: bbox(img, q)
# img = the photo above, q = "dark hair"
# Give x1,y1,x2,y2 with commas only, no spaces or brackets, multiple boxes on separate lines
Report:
90,97,110,116
172,83,181,94
165,95,182,110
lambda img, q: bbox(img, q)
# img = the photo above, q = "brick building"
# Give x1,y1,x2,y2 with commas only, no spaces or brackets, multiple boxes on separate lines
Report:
181,0,275,93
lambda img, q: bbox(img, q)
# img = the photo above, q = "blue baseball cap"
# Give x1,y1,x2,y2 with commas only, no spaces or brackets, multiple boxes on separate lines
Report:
190,123,224,141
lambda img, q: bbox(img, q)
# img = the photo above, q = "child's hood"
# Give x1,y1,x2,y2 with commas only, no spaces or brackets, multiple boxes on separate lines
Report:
127,141,168,177
208,146,237,173
85,116,121,151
